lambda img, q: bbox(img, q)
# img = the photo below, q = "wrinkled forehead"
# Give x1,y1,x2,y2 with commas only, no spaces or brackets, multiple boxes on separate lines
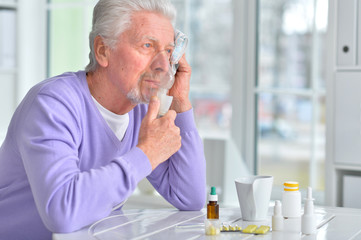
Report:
127,11,175,44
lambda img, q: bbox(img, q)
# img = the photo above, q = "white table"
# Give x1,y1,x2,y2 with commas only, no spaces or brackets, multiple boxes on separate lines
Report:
53,206,361,240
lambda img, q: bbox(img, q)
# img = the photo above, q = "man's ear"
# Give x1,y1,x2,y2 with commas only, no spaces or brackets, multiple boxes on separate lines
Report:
94,35,110,68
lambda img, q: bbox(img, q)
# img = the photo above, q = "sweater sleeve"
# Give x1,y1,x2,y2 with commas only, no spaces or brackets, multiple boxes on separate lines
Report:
16,93,152,233
147,109,207,210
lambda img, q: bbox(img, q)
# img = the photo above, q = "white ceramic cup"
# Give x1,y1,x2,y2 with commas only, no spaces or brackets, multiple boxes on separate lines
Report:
235,175,273,221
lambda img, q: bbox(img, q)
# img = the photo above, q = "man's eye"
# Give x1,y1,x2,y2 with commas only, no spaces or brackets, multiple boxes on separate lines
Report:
144,43,151,48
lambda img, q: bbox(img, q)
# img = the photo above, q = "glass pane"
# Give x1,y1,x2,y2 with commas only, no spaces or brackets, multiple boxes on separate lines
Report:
48,7,91,76
192,92,232,132
257,94,325,191
258,0,328,89
171,0,186,31
0,72,16,141
173,0,233,135
186,0,232,87
0,9,16,144
0,9,16,68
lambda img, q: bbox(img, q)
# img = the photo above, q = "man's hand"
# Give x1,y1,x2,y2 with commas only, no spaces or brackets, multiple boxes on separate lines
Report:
168,54,192,113
137,96,182,170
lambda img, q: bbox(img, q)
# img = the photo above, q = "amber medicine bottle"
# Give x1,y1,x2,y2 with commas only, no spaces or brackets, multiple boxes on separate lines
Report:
207,186,219,219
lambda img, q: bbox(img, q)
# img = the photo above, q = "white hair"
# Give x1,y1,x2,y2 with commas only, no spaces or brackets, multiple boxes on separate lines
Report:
85,0,177,72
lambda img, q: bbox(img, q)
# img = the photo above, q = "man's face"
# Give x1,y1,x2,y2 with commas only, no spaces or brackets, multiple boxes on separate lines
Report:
107,11,175,104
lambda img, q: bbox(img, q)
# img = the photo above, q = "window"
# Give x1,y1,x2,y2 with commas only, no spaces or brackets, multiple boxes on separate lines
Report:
0,0,47,144
47,0,95,77
256,0,328,202
0,1,17,143
172,0,233,137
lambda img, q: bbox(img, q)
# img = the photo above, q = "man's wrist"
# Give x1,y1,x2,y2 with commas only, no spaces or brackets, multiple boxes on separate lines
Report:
171,98,192,113
137,144,155,170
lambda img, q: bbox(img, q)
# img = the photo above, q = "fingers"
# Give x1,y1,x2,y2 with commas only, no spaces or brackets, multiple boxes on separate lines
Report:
163,109,177,121
137,107,181,170
144,96,160,122
169,54,192,113
176,54,191,74
162,110,181,143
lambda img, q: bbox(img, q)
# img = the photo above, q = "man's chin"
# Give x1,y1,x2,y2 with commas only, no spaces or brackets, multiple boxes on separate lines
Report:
127,85,160,105
141,95,151,104
141,88,158,104
126,91,150,105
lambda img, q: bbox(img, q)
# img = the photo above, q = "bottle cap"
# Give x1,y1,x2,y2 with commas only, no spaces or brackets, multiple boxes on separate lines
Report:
284,181,299,191
209,186,218,201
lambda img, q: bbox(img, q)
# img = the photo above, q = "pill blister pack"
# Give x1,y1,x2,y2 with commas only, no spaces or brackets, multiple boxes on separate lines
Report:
221,224,271,234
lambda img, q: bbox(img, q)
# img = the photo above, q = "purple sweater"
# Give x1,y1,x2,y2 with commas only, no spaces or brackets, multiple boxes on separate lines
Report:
0,71,206,239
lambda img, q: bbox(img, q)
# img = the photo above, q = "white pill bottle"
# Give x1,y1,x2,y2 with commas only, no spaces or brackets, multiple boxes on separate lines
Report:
282,181,301,218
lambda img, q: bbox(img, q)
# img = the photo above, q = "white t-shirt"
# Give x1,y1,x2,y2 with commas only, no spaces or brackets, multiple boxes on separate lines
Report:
91,96,129,141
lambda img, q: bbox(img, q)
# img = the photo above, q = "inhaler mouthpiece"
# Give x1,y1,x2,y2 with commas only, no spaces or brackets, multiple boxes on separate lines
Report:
157,89,173,117
148,52,174,117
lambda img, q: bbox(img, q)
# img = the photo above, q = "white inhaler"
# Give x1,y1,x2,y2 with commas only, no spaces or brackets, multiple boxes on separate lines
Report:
149,29,188,117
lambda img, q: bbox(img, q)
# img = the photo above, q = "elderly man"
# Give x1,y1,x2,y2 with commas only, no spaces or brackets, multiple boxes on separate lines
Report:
0,0,206,239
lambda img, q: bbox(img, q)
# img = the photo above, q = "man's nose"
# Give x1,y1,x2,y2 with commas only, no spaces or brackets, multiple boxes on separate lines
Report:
150,51,170,73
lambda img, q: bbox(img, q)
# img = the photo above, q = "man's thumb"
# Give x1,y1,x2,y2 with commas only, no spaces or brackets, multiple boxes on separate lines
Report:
146,96,160,120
